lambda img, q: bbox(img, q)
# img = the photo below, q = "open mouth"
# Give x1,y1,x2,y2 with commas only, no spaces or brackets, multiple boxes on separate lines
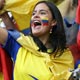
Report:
32,20,42,27
34,21,41,26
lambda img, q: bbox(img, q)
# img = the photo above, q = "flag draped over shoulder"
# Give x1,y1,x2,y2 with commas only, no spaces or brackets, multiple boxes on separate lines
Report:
0,0,40,31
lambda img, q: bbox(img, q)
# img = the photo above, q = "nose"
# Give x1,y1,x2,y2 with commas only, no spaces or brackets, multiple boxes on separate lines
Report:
34,16,40,18
32,15,40,20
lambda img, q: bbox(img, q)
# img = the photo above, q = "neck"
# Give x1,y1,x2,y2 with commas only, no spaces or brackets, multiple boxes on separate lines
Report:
38,33,50,48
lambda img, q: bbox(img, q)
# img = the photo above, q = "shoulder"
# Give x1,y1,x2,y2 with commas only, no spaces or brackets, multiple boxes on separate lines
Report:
63,48,73,58
8,29,20,40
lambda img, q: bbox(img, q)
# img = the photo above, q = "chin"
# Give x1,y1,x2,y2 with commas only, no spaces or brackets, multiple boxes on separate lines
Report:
32,33,40,37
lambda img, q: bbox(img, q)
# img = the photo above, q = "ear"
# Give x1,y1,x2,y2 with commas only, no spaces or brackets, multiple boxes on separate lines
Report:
51,20,57,27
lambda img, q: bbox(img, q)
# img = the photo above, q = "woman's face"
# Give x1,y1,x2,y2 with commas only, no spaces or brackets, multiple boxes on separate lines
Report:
31,3,55,37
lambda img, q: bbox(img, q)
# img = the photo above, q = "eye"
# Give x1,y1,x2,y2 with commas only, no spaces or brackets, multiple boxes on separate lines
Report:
40,12,46,15
32,12,35,16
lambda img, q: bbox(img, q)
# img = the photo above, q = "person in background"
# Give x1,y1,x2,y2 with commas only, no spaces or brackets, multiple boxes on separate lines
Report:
58,0,80,71
58,0,78,46
0,0,74,80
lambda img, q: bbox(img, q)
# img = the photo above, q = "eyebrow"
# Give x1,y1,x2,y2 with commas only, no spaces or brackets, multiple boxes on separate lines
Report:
34,9,48,13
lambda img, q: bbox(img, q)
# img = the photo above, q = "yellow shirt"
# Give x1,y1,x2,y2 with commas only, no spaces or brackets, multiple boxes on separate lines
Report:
13,34,74,80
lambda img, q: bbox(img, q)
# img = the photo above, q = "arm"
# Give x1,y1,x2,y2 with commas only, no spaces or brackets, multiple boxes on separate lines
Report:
58,0,71,17
0,0,15,45
0,26,8,45
0,12,15,45
0,13,8,45
1,12,15,29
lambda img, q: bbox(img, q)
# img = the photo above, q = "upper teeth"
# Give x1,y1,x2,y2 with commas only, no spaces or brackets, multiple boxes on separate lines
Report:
34,21,40,23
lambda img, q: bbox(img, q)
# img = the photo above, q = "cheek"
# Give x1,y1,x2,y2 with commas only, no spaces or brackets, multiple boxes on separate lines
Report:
42,19,49,26
41,17,49,26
